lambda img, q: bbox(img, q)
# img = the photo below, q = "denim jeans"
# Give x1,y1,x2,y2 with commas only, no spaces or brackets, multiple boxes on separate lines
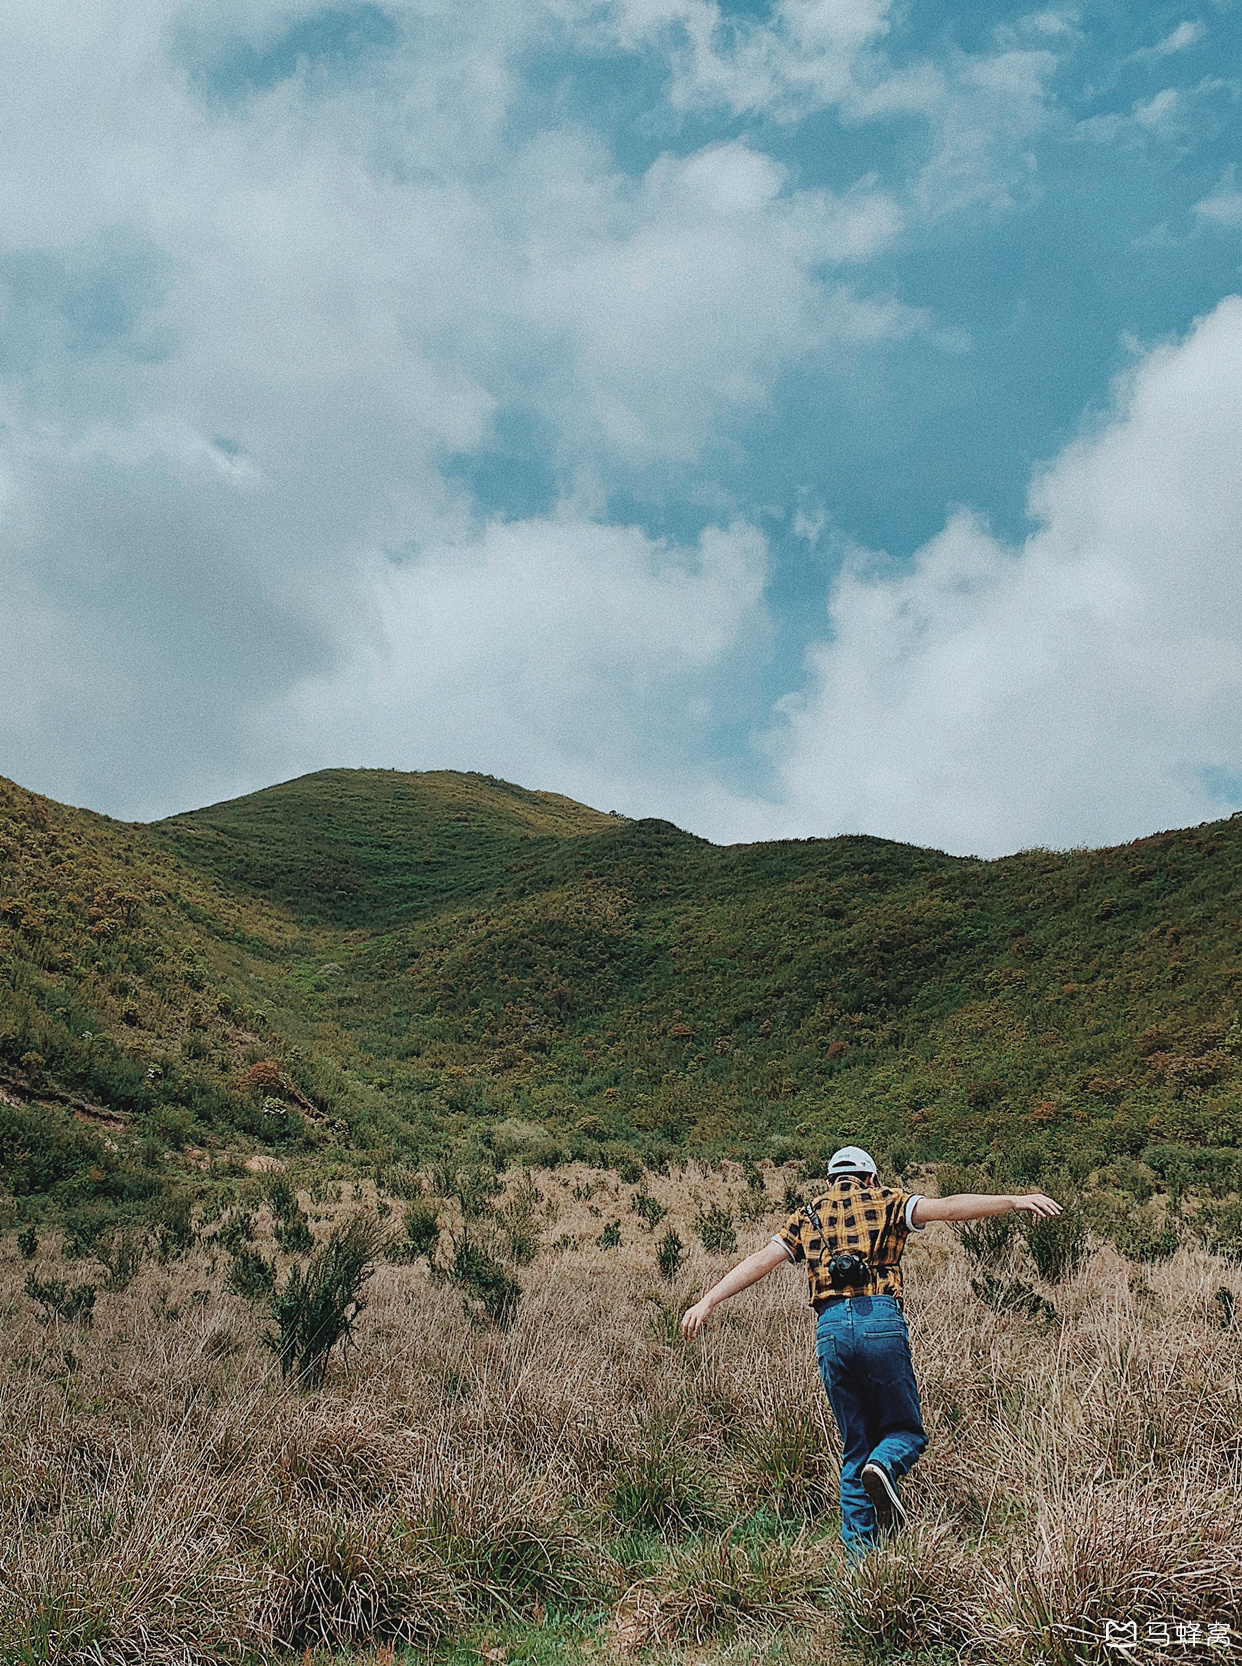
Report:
815,1294,928,1553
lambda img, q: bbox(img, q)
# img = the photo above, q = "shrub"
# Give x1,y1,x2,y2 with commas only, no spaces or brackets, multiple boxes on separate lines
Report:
630,1187,668,1230
1021,1203,1089,1282
393,1201,440,1262
957,1213,1015,1268
228,1244,277,1303
971,1275,1057,1325
497,1179,542,1265
16,1223,36,1259
263,1215,385,1386
656,1227,685,1282
153,1191,195,1260
596,1219,621,1250
92,1225,148,1291
694,1203,737,1256
1191,1199,1242,1264
268,1174,314,1254
447,1235,522,1329
214,1208,256,1255
24,1271,97,1325
1108,1204,1179,1264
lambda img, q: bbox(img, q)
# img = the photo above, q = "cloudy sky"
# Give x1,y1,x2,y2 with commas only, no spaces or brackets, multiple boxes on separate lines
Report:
2,0,1242,855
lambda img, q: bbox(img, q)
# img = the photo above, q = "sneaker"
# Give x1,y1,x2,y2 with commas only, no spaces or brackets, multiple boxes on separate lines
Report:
861,1460,906,1534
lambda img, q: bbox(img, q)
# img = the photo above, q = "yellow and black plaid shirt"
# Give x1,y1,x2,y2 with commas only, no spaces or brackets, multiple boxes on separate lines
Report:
774,1176,924,1305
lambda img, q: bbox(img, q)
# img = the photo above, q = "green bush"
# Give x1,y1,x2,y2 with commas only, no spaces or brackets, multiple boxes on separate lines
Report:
694,1203,737,1256
1192,1199,1242,1264
395,1201,440,1261
214,1208,256,1255
153,1191,195,1260
957,1213,1015,1269
1108,1204,1179,1264
630,1188,667,1231
656,1227,685,1282
447,1235,522,1329
24,1271,97,1325
497,1179,542,1265
92,1224,148,1290
970,1275,1057,1325
16,1224,36,1259
228,1244,277,1303
268,1174,314,1254
263,1214,385,1385
596,1219,622,1250
1021,1203,1089,1282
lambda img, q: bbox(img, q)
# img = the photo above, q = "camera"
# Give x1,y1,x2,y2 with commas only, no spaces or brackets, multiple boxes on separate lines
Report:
828,1251,870,1290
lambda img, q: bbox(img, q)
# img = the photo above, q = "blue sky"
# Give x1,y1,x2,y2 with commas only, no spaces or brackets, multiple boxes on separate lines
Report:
2,0,1242,853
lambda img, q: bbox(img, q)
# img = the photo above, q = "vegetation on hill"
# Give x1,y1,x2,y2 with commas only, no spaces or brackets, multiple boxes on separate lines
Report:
2,766,1241,1241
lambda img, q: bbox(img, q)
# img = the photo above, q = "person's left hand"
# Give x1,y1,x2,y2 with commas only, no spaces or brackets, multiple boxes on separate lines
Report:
681,1297,714,1340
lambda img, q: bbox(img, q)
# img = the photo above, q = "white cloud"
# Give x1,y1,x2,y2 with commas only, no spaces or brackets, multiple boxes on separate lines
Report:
764,296,1242,855
1195,173,1242,228
608,0,1061,219
256,513,773,831
1148,20,1206,56
0,0,930,817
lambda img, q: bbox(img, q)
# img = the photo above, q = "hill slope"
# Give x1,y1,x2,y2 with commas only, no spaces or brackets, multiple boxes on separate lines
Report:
2,768,1241,1227
149,768,619,927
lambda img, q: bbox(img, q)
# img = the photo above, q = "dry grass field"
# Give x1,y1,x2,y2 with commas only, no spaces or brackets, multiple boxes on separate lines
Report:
2,1163,1239,1666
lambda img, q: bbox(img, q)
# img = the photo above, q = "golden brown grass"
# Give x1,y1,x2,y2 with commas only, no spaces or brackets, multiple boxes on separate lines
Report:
1,1164,1239,1664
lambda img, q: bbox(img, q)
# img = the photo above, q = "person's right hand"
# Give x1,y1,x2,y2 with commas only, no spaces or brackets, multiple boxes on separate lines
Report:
681,1297,714,1341
1010,1193,1063,1218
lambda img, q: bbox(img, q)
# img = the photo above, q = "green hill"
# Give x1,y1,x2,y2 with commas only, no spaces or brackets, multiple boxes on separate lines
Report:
2,767,1241,1234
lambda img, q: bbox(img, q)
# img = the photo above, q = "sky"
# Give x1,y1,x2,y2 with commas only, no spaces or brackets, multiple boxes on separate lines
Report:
2,0,1242,856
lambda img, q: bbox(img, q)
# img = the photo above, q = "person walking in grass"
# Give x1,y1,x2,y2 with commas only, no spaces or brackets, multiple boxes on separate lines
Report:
681,1145,1063,1555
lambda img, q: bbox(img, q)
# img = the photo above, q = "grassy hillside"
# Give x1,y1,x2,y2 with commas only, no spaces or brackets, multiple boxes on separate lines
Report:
149,767,619,927
2,766,1242,1237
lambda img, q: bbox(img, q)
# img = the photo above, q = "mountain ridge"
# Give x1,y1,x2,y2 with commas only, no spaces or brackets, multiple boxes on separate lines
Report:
1,765,1240,1237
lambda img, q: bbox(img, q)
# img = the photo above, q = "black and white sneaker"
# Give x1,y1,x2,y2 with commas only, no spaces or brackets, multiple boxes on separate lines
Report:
861,1460,907,1534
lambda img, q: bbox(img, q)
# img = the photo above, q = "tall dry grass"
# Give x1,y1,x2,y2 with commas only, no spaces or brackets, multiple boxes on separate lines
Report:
1,1163,1239,1663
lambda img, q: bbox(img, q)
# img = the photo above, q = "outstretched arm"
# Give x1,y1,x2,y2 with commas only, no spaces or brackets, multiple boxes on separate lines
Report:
681,1238,791,1339
911,1191,1062,1226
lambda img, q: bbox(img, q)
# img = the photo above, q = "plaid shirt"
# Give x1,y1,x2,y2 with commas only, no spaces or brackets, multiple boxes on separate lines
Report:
774,1176,924,1305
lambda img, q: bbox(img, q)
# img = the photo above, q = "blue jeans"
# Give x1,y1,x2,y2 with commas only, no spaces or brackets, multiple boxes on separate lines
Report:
815,1295,928,1553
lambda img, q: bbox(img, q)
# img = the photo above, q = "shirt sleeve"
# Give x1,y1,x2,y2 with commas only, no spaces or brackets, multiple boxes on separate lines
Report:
903,1193,926,1233
775,1211,804,1262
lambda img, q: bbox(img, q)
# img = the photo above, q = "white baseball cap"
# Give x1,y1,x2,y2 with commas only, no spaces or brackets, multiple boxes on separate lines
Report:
828,1145,878,1176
